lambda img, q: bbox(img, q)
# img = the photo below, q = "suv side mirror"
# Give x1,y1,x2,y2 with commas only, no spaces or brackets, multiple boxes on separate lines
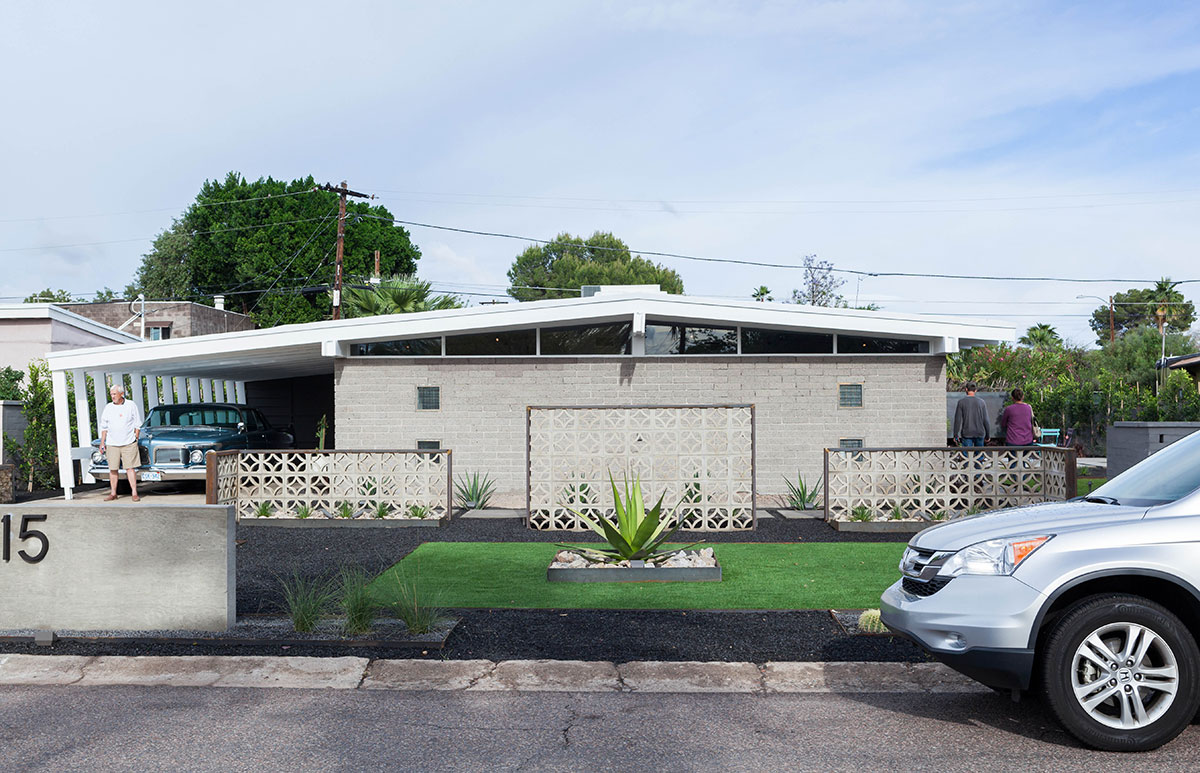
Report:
237,421,247,433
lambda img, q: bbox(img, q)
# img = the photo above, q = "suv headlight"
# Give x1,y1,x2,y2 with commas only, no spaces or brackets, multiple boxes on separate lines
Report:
937,535,1052,577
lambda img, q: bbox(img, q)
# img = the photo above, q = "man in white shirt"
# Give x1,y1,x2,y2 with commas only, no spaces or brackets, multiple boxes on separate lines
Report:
99,384,143,501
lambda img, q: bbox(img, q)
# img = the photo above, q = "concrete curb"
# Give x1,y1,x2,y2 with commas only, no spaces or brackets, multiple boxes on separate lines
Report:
0,655,990,694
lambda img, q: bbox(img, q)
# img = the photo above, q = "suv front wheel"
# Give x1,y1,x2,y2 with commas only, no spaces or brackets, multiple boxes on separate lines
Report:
1041,594,1200,751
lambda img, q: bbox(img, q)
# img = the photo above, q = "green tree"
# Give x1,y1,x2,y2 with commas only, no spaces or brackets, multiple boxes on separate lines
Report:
92,287,120,302
1018,323,1062,349
24,288,78,303
752,286,773,302
0,366,23,400
1101,326,1195,388
126,172,421,327
1089,278,1195,344
339,275,464,317
506,231,684,302
2,360,58,491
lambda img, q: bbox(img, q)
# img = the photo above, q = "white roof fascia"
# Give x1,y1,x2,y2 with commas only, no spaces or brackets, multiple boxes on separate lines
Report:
46,292,1015,374
0,303,140,343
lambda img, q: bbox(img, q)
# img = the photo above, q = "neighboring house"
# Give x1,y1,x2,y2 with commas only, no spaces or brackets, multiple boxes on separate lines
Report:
0,304,138,463
46,286,1015,502
60,299,254,341
1163,352,1200,390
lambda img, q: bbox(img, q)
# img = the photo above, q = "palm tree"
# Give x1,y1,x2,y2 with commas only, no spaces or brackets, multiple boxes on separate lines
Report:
752,286,773,302
340,275,463,318
1152,277,1183,334
1018,323,1062,349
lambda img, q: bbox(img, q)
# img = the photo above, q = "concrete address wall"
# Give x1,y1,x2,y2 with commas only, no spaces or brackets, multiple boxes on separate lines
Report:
335,356,946,506
0,504,235,631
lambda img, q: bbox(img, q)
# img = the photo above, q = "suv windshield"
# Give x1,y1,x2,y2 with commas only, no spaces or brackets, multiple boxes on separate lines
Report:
146,405,242,428
1092,430,1200,506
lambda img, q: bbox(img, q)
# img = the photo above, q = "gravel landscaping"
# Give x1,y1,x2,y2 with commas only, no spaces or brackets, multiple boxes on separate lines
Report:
0,513,925,663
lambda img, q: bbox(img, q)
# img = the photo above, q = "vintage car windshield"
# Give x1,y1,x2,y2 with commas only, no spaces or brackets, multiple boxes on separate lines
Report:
1091,430,1200,506
146,406,242,429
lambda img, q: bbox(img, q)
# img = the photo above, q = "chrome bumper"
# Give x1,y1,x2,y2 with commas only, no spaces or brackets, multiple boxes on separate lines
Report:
88,465,208,481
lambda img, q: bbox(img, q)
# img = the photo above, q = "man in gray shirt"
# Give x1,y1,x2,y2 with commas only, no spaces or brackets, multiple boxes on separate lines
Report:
953,382,991,447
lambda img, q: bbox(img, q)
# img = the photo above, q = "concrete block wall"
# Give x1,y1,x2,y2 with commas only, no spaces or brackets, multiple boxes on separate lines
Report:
336,356,946,507
1107,421,1200,478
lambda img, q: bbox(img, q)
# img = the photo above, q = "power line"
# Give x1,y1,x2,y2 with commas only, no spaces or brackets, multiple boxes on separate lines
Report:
0,189,321,225
0,216,332,253
354,213,1195,286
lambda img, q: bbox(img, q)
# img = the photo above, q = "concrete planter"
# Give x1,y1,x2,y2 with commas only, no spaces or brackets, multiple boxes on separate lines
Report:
547,559,722,583
831,519,929,534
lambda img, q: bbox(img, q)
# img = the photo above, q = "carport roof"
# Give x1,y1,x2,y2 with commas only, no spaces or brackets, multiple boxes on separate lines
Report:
45,288,1016,381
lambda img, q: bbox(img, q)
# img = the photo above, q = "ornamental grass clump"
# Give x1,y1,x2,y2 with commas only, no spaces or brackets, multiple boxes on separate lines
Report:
454,472,496,509
783,473,821,510
279,571,335,633
386,568,449,635
558,473,698,563
339,567,377,636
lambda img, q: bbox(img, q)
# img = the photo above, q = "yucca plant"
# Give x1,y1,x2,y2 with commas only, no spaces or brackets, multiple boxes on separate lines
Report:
253,501,273,519
849,505,874,522
295,504,314,519
558,474,697,563
455,472,496,509
335,501,355,519
407,504,429,520
782,473,822,510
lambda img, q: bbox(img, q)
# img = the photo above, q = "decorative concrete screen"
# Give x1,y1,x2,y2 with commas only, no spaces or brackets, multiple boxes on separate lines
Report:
207,450,451,520
527,405,755,531
0,504,235,631
824,446,1077,521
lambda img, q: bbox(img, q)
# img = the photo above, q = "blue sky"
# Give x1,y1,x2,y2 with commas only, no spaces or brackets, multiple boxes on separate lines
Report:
3,0,1200,346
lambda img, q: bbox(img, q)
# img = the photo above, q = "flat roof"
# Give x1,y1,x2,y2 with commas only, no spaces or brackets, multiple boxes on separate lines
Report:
0,303,140,344
45,289,1016,381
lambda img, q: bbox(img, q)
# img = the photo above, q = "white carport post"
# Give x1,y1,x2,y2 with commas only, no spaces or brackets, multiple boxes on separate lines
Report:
129,373,145,416
51,369,75,500
187,378,200,403
72,369,95,485
146,375,160,411
165,376,180,404
199,378,210,403
224,380,236,402
234,381,246,403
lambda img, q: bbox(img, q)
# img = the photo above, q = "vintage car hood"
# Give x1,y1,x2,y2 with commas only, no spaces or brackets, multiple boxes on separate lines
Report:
141,427,240,445
910,500,1150,551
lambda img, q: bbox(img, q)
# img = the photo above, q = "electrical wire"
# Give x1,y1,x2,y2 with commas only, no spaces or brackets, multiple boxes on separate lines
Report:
0,189,321,225
0,216,333,254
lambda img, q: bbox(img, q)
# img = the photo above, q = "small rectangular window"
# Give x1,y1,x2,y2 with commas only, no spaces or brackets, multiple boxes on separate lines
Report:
351,338,441,356
540,322,632,355
838,335,928,354
839,438,865,449
416,386,440,410
645,320,737,354
838,383,863,408
148,326,170,340
446,329,536,355
741,328,832,354
416,440,441,451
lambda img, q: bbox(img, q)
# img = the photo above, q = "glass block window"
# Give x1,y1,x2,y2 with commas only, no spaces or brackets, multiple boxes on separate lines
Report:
645,320,738,354
839,438,865,449
446,329,536,356
740,328,832,354
838,384,863,408
416,386,440,410
351,338,441,356
540,322,632,355
416,440,441,451
838,335,929,354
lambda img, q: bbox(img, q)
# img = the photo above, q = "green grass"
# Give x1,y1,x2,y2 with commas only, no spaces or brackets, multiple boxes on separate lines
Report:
371,542,906,610
1078,477,1106,496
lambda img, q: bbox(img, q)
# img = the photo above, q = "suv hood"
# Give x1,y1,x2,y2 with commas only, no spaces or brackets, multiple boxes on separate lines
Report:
910,500,1149,551
142,427,237,444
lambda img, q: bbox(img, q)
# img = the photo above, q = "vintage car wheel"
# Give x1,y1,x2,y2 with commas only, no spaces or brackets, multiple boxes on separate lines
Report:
1041,594,1200,751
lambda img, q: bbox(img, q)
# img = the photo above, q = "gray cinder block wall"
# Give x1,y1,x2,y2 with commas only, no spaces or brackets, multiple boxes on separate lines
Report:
1107,421,1200,478
336,356,946,507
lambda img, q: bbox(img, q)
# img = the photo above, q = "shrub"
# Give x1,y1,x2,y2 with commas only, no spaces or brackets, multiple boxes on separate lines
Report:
340,567,377,636
782,473,822,510
279,571,334,633
454,472,496,509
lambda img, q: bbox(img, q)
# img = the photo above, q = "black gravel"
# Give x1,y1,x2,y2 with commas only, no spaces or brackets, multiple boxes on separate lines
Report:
1,513,924,663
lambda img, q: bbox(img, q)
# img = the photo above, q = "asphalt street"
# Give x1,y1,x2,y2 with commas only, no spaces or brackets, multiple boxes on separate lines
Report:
2,686,1197,771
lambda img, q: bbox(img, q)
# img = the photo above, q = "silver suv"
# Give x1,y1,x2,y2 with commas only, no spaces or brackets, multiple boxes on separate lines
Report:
881,431,1200,751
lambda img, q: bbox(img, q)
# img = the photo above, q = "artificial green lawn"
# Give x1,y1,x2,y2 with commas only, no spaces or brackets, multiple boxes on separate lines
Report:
371,542,907,610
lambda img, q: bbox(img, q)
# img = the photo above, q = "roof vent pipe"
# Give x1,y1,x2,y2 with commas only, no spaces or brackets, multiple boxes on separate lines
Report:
214,295,225,311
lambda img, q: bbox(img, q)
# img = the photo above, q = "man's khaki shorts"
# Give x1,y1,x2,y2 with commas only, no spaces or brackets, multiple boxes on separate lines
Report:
106,443,139,471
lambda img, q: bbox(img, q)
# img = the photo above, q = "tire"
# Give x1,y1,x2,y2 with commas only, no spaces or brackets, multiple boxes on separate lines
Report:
1041,594,1200,751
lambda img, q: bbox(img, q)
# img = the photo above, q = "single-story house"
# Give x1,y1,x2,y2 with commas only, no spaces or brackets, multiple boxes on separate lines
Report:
61,299,254,340
46,286,1014,503
1163,352,1200,390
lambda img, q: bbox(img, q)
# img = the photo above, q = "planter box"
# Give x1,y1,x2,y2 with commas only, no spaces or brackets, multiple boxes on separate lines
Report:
547,561,722,583
831,520,929,534
240,515,447,528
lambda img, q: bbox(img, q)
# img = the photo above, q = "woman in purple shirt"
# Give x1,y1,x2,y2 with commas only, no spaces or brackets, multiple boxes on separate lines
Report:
1000,388,1036,446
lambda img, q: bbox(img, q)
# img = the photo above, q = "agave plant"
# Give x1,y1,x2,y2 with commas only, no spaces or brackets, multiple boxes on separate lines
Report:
455,471,496,509
559,474,697,562
782,473,821,510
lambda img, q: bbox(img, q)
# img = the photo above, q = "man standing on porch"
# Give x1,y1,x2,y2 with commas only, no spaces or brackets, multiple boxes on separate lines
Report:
99,384,142,501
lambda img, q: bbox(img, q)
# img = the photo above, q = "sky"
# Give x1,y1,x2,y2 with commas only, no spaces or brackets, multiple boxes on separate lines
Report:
3,0,1200,348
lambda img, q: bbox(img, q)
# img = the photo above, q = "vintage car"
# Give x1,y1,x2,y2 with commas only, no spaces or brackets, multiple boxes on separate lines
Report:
90,402,294,481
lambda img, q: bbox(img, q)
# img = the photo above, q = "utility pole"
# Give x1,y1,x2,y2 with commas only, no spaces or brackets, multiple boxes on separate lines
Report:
314,181,374,319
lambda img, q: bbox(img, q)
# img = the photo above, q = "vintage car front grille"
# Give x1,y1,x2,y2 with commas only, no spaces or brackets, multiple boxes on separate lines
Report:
154,447,184,465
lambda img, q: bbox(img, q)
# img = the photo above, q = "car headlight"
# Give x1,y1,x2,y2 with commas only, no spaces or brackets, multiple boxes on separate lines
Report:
91,450,104,464
189,449,207,465
937,535,1052,577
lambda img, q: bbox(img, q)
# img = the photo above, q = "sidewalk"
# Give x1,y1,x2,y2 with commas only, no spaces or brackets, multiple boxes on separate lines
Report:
0,654,988,693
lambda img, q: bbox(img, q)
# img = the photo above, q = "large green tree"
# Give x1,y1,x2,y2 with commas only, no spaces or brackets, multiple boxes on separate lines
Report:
506,231,684,302
1089,277,1195,344
126,173,421,327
